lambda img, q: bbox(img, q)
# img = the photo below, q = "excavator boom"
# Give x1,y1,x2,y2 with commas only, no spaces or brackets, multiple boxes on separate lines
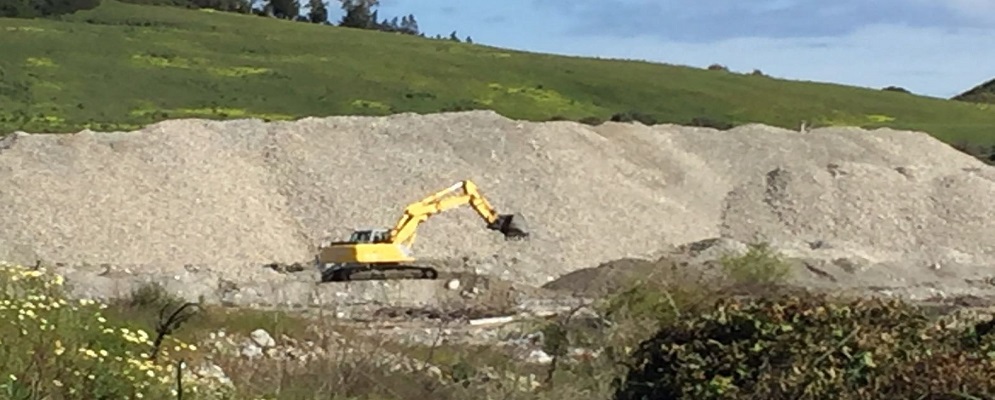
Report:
315,179,529,282
388,180,528,247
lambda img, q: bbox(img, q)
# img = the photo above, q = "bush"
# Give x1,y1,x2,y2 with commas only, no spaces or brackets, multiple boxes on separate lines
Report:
0,0,101,18
719,242,791,285
613,291,995,400
0,262,230,399
881,86,911,94
610,111,656,125
951,141,995,165
578,116,603,126
592,242,794,362
688,116,734,130
440,100,482,112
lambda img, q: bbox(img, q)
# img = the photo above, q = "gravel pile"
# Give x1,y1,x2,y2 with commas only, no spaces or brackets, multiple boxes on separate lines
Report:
2,111,994,286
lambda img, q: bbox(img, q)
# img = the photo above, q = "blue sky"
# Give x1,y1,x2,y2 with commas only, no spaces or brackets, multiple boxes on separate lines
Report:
329,0,995,99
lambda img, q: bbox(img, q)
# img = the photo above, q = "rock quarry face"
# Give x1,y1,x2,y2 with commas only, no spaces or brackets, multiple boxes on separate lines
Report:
1,110,994,297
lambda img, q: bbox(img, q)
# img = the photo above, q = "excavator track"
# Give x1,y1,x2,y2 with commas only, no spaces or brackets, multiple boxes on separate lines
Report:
321,263,439,283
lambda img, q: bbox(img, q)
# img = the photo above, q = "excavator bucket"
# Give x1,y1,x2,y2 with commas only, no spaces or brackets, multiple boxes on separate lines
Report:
488,213,530,239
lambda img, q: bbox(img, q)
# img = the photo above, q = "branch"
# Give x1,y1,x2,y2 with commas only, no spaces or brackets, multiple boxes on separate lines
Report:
150,301,200,361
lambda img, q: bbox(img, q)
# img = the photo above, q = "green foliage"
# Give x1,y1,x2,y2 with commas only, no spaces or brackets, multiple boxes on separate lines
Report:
689,116,734,130
0,0,101,18
953,77,995,104
338,0,376,28
613,292,995,400
126,281,184,309
610,111,657,125
600,244,793,329
0,262,230,399
707,63,729,72
719,242,792,285
951,141,995,165
541,322,570,358
264,0,299,20
882,86,911,94
578,116,603,126
119,0,250,13
600,280,683,328
1,0,995,152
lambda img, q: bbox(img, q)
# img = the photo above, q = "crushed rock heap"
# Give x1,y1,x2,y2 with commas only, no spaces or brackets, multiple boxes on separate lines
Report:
1,110,994,286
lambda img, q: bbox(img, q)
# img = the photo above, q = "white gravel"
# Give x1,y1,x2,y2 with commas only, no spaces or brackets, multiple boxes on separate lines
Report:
2,110,993,287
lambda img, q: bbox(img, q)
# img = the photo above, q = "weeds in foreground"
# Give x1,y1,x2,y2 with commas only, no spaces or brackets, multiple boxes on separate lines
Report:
5,243,976,400
0,262,230,399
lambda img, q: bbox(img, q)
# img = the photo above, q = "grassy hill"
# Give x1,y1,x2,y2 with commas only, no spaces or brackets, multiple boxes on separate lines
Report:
3,1,995,149
953,77,995,104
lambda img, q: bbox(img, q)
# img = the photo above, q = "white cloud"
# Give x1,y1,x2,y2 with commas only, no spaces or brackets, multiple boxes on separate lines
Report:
911,0,995,22
947,0,995,14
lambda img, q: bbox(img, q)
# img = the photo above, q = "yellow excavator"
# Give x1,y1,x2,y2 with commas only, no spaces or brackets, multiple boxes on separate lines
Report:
315,180,529,282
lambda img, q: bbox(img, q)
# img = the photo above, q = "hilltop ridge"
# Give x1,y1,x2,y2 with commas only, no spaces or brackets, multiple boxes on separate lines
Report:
954,77,995,104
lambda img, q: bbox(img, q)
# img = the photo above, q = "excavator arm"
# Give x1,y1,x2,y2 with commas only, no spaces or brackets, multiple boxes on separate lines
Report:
387,180,529,247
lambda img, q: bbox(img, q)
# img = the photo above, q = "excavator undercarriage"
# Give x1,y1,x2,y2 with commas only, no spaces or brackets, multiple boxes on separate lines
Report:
319,262,440,282
315,181,529,282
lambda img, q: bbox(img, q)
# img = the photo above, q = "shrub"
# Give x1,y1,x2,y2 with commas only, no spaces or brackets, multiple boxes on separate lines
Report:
613,292,995,400
0,0,101,18
598,242,793,327
440,100,482,112
951,141,995,165
881,86,911,94
578,116,603,126
688,116,734,130
707,64,729,72
0,262,230,399
610,111,656,125
719,242,791,286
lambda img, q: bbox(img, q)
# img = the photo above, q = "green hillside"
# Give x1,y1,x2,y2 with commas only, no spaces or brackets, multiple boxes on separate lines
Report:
3,0,995,149
953,77,995,104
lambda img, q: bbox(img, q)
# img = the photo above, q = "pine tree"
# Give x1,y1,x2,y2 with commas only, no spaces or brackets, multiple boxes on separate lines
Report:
338,0,378,28
266,0,299,19
307,0,327,23
399,13,419,35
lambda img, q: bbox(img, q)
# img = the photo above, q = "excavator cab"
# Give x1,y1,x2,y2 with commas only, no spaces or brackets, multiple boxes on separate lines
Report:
346,228,392,243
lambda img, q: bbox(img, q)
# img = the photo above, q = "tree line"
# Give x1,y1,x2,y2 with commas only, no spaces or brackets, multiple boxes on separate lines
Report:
0,0,473,42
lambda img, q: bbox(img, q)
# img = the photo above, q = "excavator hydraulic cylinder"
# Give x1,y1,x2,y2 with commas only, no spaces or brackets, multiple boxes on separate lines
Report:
488,213,529,239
